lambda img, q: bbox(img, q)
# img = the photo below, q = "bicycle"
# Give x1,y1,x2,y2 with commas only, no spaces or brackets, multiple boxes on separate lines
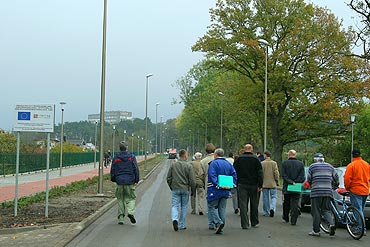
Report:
320,188,365,240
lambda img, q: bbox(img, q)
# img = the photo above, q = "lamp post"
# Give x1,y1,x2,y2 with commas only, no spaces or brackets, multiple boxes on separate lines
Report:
123,130,126,142
258,38,269,152
218,91,224,147
141,137,144,157
137,136,140,156
145,74,153,171
172,138,178,149
155,102,160,155
131,133,134,153
94,121,98,168
160,116,163,153
59,102,66,176
112,125,116,157
98,0,108,195
350,114,356,158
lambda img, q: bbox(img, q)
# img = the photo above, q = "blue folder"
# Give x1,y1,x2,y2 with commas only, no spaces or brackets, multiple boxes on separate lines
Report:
218,175,234,188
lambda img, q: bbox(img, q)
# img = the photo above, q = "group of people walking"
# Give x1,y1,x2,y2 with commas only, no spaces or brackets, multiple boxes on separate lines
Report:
166,143,370,237
108,139,370,238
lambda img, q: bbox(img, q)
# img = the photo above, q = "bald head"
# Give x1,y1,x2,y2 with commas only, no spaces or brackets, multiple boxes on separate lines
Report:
244,144,253,152
288,149,297,158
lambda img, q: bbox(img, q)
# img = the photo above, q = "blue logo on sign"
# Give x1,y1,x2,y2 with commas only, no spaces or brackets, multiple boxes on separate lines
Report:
18,112,31,120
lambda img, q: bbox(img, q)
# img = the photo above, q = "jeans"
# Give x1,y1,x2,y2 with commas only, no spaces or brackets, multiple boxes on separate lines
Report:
171,190,190,229
350,192,367,231
208,197,227,227
311,197,334,233
262,188,277,215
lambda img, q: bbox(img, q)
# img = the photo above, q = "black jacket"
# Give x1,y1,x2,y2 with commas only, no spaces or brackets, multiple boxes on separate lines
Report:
234,152,263,187
281,158,305,194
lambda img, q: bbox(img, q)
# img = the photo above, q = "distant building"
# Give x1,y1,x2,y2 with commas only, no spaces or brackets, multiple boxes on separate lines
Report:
88,111,133,124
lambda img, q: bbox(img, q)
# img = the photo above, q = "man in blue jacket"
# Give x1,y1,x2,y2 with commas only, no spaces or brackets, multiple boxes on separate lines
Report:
110,141,140,225
207,148,237,234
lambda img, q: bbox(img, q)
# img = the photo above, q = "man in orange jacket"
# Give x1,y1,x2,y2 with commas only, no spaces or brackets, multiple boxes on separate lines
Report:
344,149,370,234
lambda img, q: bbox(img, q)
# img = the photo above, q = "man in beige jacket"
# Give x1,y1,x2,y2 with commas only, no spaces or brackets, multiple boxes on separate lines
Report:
191,152,205,215
261,150,280,217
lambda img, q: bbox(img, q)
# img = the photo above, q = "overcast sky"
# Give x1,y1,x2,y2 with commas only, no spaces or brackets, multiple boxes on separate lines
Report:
0,0,356,131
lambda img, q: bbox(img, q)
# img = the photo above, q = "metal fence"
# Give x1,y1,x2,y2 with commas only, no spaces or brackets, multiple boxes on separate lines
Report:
0,152,101,176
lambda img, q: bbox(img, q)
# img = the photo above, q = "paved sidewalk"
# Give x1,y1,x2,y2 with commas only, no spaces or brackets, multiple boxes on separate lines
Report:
0,155,156,246
0,155,146,203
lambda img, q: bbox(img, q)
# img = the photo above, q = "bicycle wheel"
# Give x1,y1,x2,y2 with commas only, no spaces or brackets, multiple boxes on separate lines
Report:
345,206,364,240
320,209,337,233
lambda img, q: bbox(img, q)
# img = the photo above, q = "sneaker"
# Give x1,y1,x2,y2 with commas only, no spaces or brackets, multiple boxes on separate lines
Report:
269,209,274,217
199,211,204,215
128,214,136,224
191,210,196,215
215,223,225,234
252,224,259,228
308,231,320,237
118,215,124,225
173,220,179,231
234,208,239,214
329,225,335,236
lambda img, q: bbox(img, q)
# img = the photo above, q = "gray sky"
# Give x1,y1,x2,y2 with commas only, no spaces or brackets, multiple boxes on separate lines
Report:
0,0,355,131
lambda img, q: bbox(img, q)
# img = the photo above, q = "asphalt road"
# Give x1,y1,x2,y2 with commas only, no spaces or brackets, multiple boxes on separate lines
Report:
66,159,369,247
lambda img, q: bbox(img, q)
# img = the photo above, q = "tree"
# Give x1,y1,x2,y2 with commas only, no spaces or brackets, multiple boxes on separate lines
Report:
348,0,370,59
190,0,369,164
0,130,16,153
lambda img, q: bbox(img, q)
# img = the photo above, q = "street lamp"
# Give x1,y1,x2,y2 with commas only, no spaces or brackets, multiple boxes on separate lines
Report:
218,91,224,147
141,137,144,157
137,136,140,156
112,125,116,157
160,116,163,153
145,73,153,171
155,102,160,155
124,130,126,142
131,133,134,153
350,114,356,158
258,38,269,152
59,102,66,176
98,0,108,195
172,138,178,149
94,121,98,168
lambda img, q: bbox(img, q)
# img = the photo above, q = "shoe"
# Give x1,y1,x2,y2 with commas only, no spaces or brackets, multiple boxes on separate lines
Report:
191,210,196,215
291,223,296,226
282,217,289,223
252,224,259,228
118,215,124,225
199,211,204,215
308,231,320,237
173,220,178,231
215,223,225,234
179,227,187,230
128,214,136,224
329,225,335,236
234,208,239,214
209,227,215,230
269,209,274,217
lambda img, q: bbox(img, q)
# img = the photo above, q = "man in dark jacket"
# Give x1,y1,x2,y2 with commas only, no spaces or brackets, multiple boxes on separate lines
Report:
281,149,305,225
110,141,140,225
234,144,263,229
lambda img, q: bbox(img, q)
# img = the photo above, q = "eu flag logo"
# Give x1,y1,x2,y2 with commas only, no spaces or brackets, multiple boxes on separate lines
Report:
18,112,31,120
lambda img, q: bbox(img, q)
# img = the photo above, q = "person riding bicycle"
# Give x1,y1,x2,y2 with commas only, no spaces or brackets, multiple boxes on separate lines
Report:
104,150,112,168
306,153,339,237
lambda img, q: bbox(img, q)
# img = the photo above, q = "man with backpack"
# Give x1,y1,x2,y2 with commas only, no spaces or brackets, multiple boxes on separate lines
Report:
110,141,140,225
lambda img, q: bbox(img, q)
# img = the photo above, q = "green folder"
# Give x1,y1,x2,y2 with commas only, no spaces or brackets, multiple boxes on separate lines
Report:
287,183,303,192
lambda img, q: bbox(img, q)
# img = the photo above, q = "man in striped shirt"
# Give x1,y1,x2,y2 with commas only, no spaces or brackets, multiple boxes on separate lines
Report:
306,153,339,237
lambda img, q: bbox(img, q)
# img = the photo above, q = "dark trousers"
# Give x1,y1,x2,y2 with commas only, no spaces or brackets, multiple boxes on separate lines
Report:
311,197,334,233
238,184,259,228
283,193,300,224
